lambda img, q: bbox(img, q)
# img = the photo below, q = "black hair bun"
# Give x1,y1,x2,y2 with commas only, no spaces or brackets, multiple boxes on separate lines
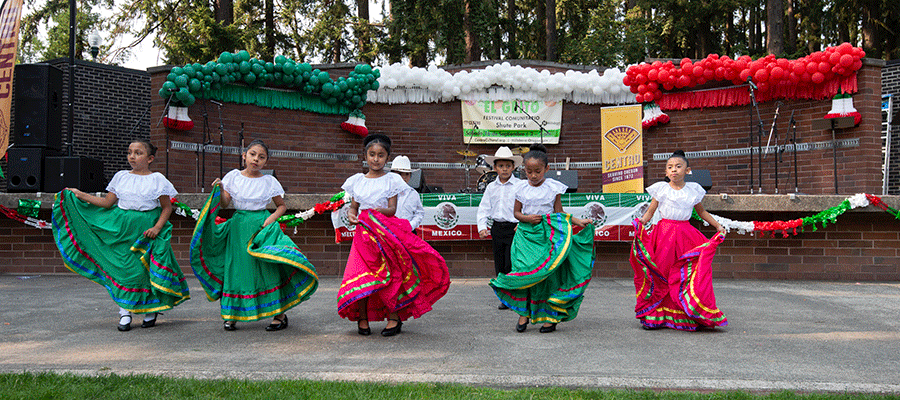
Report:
529,143,548,153
672,150,686,157
363,133,392,148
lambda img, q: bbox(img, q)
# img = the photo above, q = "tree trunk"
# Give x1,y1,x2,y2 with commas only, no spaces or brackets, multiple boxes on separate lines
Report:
264,0,275,61
786,0,797,54
216,0,234,25
861,0,881,58
536,0,546,59
356,0,371,63
464,0,481,62
766,0,784,55
545,0,557,61
506,0,517,58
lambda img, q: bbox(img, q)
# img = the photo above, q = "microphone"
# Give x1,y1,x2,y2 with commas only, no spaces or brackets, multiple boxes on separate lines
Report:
746,76,757,90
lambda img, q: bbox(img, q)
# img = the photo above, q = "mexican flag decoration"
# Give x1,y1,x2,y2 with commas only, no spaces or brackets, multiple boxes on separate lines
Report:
823,92,861,125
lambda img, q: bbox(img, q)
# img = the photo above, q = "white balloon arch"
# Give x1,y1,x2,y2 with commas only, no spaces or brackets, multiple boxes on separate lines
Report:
366,62,636,105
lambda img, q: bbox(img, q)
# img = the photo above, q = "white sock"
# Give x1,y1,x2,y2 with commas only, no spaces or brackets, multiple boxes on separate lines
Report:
119,314,132,325
143,313,157,322
118,307,130,317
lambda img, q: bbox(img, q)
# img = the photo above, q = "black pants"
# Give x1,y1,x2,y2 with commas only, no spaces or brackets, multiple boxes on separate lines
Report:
490,221,517,276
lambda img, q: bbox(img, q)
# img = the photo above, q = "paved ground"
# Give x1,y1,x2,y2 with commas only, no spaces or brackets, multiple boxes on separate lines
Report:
1,275,898,393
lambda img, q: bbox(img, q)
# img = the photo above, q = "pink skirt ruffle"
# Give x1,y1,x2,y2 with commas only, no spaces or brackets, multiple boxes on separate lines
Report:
630,219,728,331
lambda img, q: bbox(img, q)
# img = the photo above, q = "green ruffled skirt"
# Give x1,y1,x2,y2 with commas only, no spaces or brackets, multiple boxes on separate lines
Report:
490,213,595,324
190,187,318,321
52,190,190,313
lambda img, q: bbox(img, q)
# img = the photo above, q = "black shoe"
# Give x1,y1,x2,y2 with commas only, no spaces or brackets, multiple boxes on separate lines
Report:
117,315,132,332
516,320,527,333
641,324,662,330
498,303,509,310
141,313,159,328
381,319,402,336
357,320,371,336
265,315,288,331
223,321,237,331
539,323,557,333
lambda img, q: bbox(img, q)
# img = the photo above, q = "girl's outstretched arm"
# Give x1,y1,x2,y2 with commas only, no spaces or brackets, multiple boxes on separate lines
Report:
694,203,725,234
347,200,360,225
67,188,117,209
263,195,287,227
638,199,659,225
144,195,172,239
553,194,563,213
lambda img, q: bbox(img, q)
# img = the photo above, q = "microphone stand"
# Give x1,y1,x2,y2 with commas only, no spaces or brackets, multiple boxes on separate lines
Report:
211,100,225,178
200,103,212,193
788,110,800,194
155,90,177,177
514,101,549,144
747,77,764,193
764,101,783,193
238,123,245,169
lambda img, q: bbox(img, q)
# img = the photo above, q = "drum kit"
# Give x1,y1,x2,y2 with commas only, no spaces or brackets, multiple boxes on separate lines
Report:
457,147,529,193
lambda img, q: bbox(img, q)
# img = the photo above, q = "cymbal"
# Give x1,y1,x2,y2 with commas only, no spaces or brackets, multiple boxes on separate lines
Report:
461,160,476,166
456,150,478,157
512,147,529,154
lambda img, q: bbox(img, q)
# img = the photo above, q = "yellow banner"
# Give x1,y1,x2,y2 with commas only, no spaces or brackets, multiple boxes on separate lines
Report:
600,104,643,193
0,0,24,167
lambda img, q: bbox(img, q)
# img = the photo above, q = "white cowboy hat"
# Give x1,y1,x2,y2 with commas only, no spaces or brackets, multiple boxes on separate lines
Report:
390,155,419,173
483,146,523,168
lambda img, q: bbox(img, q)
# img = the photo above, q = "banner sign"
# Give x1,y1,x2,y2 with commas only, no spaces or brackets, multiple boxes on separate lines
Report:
332,192,654,243
600,104,643,193
461,100,562,144
0,0,24,168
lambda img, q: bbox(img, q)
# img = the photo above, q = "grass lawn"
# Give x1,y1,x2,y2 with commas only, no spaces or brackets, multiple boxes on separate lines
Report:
0,372,897,400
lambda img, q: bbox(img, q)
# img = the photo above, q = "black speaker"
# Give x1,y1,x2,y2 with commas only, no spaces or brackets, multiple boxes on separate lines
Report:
547,170,578,193
14,63,63,151
685,169,712,191
408,169,425,192
6,147,46,192
43,156,106,193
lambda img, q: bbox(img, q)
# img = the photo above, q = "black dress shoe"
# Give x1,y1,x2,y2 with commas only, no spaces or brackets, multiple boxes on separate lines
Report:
516,321,527,333
117,315,132,332
141,313,159,328
381,319,402,336
223,321,237,331
266,315,288,331
539,323,557,333
498,303,509,310
357,320,371,336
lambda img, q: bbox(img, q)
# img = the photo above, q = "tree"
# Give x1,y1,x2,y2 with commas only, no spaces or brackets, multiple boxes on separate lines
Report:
18,0,111,64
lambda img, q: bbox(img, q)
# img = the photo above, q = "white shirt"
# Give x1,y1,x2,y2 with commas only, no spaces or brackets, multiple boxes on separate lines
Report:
395,186,424,230
514,178,568,216
221,169,285,211
476,176,521,231
646,181,706,221
341,173,407,211
106,170,178,211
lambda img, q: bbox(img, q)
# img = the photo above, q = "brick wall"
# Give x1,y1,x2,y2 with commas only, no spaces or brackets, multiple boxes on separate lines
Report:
0,59,149,190
882,59,900,195
3,209,897,281
150,61,885,196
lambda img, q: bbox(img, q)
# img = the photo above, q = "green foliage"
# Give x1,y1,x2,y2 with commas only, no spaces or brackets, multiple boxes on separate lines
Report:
17,0,110,64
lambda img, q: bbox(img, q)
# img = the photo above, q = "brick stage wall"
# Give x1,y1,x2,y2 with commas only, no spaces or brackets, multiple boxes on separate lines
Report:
2,209,897,281
883,59,900,195
149,60,884,196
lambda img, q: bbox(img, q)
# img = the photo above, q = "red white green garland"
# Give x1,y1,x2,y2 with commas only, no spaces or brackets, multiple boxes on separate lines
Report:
694,193,899,237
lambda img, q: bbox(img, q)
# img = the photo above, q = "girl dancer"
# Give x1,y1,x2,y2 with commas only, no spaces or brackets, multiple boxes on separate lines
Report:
190,139,318,331
52,140,190,331
337,134,449,337
490,144,595,333
631,150,728,331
